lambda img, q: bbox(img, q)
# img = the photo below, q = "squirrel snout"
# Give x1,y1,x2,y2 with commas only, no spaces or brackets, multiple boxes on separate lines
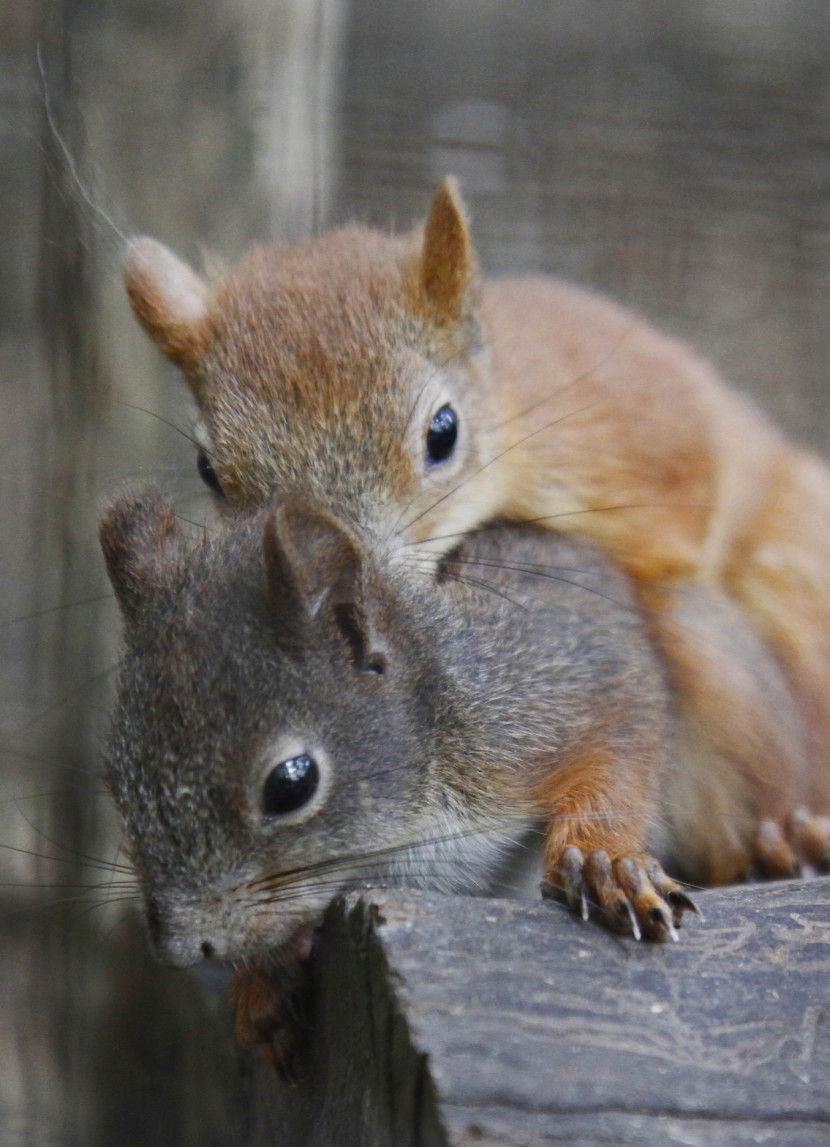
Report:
144,896,221,967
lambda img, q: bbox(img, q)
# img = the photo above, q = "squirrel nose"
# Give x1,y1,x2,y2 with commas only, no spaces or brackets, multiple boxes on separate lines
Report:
150,927,209,968
144,898,212,967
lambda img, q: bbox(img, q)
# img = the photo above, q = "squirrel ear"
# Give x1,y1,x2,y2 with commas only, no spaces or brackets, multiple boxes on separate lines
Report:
263,501,381,669
419,177,476,321
263,500,361,621
124,237,210,376
100,492,185,620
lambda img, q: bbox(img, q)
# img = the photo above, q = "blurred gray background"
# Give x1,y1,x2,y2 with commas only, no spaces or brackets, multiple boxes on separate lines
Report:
2,1,830,1142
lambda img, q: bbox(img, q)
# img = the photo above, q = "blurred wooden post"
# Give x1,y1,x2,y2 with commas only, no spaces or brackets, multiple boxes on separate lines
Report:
2,1,347,1142
240,0,346,239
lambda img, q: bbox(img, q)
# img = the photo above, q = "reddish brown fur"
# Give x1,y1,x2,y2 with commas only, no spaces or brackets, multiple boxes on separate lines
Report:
530,742,653,868
124,238,212,371
124,179,830,889
416,176,477,322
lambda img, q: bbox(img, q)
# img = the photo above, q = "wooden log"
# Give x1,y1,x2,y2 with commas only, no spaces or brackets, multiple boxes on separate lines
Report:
257,878,830,1145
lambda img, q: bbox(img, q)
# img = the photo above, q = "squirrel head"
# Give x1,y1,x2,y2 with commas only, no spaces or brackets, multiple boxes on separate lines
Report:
124,179,503,546
100,490,447,965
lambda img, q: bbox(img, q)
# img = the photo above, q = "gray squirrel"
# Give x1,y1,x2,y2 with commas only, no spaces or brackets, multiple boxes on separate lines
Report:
102,490,706,1061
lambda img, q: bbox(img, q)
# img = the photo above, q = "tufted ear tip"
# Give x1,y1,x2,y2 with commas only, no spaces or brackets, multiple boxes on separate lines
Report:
124,236,211,375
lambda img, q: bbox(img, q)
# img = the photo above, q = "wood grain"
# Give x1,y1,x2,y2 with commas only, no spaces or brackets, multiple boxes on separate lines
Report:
268,879,830,1145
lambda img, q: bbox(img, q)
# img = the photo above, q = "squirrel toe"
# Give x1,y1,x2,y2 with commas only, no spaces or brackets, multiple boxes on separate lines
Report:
788,809,830,874
542,847,698,943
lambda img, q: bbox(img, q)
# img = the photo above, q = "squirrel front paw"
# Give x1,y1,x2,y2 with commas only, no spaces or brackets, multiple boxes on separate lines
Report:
753,809,830,879
227,925,316,1076
227,961,304,1077
541,846,699,942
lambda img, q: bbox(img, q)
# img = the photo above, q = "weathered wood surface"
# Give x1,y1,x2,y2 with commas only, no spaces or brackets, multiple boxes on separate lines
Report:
257,879,830,1146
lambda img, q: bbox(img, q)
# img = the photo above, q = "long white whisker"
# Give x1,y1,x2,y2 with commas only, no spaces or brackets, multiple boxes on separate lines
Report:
36,44,131,246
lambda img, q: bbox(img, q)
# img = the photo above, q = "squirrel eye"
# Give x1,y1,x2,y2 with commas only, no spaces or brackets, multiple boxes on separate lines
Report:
196,449,226,499
426,404,458,464
262,754,319,818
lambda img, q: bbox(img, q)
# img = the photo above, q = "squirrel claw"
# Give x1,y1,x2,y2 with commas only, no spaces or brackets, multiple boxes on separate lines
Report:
753,819,802,879
666,888,702,926
542,847,697,943
753,811,830,879
646,903,679,943
619,897,642,941
542,844,590,919
785,809,830,875
641,855,702,926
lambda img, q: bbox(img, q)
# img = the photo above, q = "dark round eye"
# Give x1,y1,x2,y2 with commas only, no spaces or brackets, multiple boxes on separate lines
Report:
262,754,319,818
426,404,458,464
196,449,226,499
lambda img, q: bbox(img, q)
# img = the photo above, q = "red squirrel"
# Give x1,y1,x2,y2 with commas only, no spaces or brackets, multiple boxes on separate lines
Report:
101,492,701,1062
123,178,830,886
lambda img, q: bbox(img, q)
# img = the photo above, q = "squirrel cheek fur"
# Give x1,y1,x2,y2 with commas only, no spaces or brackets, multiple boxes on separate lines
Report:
124,178,830,885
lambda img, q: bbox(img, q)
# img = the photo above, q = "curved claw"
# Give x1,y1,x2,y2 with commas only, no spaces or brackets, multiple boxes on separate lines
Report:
541,844,589,919
788,809,830,874
645,903,679,943
542,848,698,944
666,887,703,925
620,897,642,941
641,855,702,925
750,809,830,879
754,819,801,879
